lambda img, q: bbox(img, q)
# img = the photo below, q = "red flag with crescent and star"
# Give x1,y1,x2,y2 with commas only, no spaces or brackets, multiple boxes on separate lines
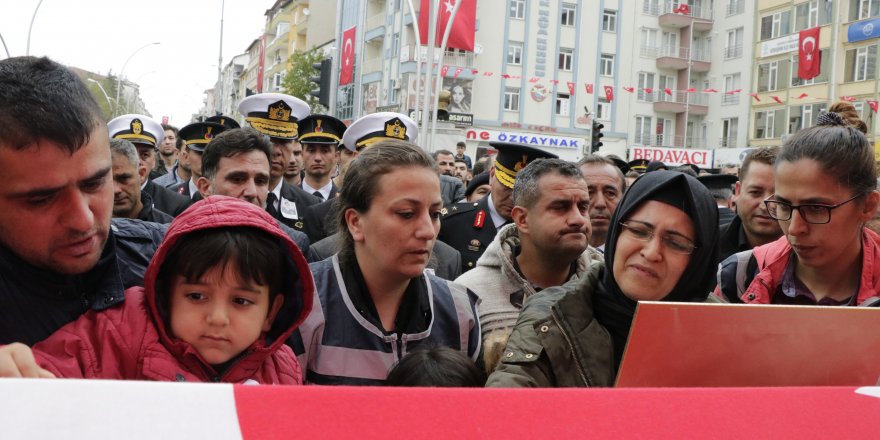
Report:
798,27,821,80
604,85,614,102
418,0,477,51
339,26,356,86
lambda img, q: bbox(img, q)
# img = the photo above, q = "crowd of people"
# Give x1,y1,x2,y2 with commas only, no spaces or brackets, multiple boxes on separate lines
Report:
0,56,878,388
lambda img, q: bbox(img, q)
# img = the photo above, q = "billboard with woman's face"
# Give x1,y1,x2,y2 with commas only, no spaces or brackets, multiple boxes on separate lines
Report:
443,78,472,114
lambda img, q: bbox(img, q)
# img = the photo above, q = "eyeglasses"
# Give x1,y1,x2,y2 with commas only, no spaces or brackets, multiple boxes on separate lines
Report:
763,193,863,225
619,221,698,255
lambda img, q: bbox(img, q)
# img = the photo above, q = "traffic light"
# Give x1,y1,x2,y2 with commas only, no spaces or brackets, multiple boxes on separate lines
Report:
591,120,604,153
310,58,332,108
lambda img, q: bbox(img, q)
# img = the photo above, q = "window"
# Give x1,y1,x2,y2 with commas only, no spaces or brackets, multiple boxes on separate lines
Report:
392,33,400,58
852,0,880,20
600,54,614,76
757,60,790,92
272,72,283,91
274,50,282,66
602,9,617,32
634,116,652,145
791,49,830,86
637,72,655,102
722,73,741,105
275,22,290,38
789,103,827,134
562,3,577,26
640,28,658,56
726,0,745,16
596,99,611,121
555,93,570,116
558,48,573,71
754,109,786,139
795,1,831,32
725,28,743,59
642,0,660,15
504,87,520,111
854,101,876,132
845,44,878,82
721,118,738,147
509,0,525,19
759,10,791,41
507,42,523,65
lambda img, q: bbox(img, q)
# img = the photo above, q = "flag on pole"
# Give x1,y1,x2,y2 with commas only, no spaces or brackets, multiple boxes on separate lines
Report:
567,81,576,95
749,93,760,102
868,100,879,113
703,88,719,93
339,27,356,86
771,96,783,104
440,65,449,76
623,86,635,93
418,0,477,51
795,93,809,99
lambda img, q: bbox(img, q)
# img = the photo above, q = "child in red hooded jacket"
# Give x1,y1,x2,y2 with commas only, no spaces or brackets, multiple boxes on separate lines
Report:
0,196,313,383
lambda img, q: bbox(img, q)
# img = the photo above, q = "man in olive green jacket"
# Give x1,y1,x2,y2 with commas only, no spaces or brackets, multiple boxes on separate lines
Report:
485,261,616,387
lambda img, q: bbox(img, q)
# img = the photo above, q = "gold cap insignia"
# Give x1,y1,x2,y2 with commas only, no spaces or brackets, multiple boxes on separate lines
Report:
204,126,214,140
268,100,292,122
514,154,529,172
315,119,323,133
131,119,143,135
384,118,407,140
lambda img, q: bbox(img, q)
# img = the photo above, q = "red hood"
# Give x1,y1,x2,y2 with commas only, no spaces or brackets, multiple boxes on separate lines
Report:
143,195,314,380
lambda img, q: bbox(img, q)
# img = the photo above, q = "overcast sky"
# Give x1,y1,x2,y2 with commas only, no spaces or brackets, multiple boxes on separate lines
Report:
0,0,270,127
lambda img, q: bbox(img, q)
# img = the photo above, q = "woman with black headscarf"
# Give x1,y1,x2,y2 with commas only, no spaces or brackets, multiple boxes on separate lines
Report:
486,170,719,387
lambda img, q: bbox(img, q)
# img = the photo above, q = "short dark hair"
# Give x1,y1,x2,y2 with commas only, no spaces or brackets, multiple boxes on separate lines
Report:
154,227,288,327
433,149,454,160
456,141,466,148
337,140,437,261
386,347,486,387
513,158,584,209
778,118,877,195
471,160,486,176
0,56,104,153
739,146,779,181
577,154,627,192
162,124,183,149
201,128,273,181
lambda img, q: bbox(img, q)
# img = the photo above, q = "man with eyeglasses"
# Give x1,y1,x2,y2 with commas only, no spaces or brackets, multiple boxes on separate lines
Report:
717,147,783,264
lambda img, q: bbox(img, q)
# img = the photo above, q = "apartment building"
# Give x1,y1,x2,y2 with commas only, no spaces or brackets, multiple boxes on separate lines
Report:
750,0,878,154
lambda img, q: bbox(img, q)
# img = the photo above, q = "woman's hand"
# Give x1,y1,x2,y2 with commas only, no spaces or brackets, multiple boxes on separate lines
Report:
0,343,56,378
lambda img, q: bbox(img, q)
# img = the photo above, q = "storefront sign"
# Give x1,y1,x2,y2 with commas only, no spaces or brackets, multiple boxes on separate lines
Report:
466,128,583,149
629,146,712,167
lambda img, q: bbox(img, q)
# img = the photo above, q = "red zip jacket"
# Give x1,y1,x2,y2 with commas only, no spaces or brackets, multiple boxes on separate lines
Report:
31,196,314,383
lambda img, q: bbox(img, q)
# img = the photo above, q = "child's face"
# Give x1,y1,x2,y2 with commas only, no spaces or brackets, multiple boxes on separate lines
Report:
169,264,283,366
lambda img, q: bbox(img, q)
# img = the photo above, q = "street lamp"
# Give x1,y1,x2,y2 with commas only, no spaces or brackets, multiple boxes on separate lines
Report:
87,78,114,118
26,0,44,56
115,42,160,116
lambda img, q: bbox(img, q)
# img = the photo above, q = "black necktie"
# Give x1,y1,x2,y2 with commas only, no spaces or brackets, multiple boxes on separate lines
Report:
266,193,279,218
313,190,325,201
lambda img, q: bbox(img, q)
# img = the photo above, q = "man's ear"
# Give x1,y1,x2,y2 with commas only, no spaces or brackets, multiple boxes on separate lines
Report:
137,163,148,186
262,295,285,332
511,205,528,233
196,176,213,198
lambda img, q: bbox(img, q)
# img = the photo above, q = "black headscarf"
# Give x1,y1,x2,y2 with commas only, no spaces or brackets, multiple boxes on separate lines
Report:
594,170,719,370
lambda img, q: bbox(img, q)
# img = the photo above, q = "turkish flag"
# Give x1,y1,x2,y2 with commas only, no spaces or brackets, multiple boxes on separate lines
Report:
339,26,356,86
453,67,463,78
771,96,783,104
440,65,449,76
604,85,614,102
566,82,576,95
664,88,673,96
418,0,477,51
798,27,821,80
586,83,594,94
868,100,879,113
703,88,719,93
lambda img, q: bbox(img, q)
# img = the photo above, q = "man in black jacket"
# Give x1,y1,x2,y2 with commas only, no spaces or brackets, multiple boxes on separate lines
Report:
110,138,173,223
0,56,165,345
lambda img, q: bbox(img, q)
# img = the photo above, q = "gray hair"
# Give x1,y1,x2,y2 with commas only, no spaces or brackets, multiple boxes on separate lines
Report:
576,154,627,192
110,138,139,167
513,158,584,209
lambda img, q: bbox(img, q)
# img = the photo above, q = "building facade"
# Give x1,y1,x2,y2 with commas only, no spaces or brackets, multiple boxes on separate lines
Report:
750,0,879,157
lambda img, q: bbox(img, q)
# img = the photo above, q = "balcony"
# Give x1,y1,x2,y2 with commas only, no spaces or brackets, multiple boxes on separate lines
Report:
364,13,386,42
658,2,713,32
723,44,743,60
719,136,738,148
652,90,709,115
633,134,708,149
362,57,382,74
654,45,711,72
294,15,308,35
